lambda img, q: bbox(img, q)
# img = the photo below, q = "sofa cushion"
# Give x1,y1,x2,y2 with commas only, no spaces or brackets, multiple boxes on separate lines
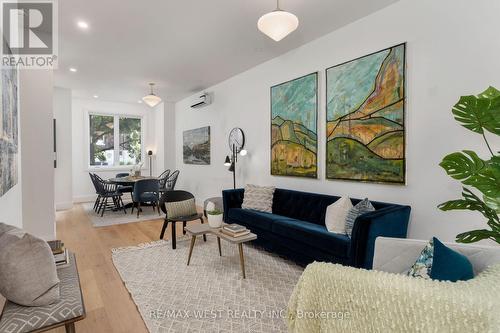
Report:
0,223,60,306
227,208,296,232
345,198,375,237
167,198,197,219
241,184,275,213
272,219,351,258
325,196,352,233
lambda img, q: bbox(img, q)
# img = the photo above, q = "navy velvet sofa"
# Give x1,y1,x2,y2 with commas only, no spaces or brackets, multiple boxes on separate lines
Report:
222,188,411,269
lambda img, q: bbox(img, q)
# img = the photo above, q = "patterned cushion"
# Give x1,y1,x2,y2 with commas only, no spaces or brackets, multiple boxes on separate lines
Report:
325,196,352,233
0,223,60,306
344,198,375,237
408,237,474,282
407,238,434,279
167,198,197,219
241,184,275,213
0,253,84,333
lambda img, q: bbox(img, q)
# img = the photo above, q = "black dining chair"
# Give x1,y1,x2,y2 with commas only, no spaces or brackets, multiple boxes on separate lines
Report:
131,179,161,218
158,169,171,180
93,174,127,216
160,170,180,194
159,190,206,249
89,173,102,212
115,172,133,199
158,169,170,190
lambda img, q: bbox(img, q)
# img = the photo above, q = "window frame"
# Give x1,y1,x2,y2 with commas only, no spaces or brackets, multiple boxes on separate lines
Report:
85,110,146,171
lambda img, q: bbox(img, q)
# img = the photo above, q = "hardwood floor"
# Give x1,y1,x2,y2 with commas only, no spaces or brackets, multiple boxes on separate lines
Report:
51,204,196,333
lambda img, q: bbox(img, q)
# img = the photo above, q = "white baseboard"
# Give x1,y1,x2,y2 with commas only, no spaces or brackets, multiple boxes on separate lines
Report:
55,202,73,211
73,195,97,203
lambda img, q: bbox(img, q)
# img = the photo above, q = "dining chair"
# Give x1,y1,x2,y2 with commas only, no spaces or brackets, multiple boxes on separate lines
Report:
89,173,102,212
159,190,206,249
131,179,161,218
158,169,171,190
164,170,180,191
115,172,133,199
94,174,127,217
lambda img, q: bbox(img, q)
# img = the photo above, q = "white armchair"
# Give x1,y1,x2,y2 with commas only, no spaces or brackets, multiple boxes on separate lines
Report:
287,237,500,333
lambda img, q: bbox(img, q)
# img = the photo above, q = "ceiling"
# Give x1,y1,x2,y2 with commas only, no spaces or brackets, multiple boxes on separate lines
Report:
55,0,398,104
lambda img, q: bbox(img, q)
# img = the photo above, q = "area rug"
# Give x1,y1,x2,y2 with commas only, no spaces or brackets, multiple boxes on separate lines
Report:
83,202,162,227
112,237,304,333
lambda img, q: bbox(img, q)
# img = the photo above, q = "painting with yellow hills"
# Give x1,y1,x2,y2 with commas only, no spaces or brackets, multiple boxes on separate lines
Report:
271,72,318,178
326,44,406,184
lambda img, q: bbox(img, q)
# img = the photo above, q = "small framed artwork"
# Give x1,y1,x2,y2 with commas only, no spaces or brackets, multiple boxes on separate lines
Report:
183,126,211,165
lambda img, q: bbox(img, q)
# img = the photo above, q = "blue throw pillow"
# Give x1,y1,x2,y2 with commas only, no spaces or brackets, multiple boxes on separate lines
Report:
407,237,474,282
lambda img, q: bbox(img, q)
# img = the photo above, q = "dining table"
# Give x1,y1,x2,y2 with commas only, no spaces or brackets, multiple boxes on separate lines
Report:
107,175,160,210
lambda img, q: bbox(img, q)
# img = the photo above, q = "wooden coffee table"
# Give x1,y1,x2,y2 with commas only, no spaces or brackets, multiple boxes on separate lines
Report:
184,224,257,279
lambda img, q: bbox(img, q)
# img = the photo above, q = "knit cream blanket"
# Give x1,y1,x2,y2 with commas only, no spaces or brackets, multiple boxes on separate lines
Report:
287,262,500,333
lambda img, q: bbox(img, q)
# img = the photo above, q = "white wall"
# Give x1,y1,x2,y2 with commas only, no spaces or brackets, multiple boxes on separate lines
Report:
19,69,55,240
164,102,176,171
72,98,168,201
54,87,73,210
175,0,500,241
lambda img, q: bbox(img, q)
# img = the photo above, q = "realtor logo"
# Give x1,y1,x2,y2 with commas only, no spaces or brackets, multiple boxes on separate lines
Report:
1,0,58,68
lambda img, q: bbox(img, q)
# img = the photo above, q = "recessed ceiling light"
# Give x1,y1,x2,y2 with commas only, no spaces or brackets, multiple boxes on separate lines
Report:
93,95,99,99
77,21,89,29
69,67,77,72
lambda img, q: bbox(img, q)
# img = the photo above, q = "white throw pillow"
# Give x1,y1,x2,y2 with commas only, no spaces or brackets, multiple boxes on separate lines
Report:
325,197,352,233
241,184,275,213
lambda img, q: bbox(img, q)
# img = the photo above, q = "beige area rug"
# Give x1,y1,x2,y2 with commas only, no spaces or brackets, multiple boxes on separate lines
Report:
83,202,162,227
111,237,304,333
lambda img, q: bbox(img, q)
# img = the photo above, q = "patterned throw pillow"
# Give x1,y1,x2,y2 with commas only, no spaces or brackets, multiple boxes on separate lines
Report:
408,237,474,281
407,238,434,279
344,198,375,237
241,184,275,213
166,198,197,219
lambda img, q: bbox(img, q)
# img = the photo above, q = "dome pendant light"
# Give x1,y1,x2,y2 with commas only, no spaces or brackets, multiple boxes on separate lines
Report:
258,0,299,42
142,83,162,108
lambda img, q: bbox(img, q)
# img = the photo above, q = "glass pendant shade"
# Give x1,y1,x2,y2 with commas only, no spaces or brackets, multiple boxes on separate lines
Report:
258,9,299,41
142,83,162,107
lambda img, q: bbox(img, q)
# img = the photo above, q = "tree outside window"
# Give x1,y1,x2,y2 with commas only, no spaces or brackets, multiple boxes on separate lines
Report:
89,114,143,167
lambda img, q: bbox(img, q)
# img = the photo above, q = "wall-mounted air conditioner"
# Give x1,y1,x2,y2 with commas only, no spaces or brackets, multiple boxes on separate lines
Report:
190,92,212,109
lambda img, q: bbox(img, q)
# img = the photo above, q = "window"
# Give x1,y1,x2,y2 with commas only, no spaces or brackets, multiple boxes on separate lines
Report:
88,113,143,168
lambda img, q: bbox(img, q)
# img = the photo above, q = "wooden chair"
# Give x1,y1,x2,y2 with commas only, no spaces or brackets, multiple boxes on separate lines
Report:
159,190,206,249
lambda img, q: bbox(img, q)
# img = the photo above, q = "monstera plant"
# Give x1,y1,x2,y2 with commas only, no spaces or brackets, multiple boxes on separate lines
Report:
439,86,500,244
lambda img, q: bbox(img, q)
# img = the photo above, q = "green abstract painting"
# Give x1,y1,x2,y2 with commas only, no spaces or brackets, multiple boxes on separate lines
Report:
271,72,318,178
326,43,406,184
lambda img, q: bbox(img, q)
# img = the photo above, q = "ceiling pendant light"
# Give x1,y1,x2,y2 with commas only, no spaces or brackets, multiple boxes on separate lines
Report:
258,0,299,42
142,83,162,108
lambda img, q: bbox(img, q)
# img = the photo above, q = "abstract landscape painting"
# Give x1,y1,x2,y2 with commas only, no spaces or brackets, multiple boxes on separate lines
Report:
0,65,18,196
326,44,406,184
271,72,318,178
183,126,210,165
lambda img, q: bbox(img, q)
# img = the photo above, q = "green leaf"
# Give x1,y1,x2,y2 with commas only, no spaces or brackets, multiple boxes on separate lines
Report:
452,95,491,134
478,86,500,99
456,229,500,244
484,195,500,214
440,152,500,198
439,150,485,180
438,188,499,225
